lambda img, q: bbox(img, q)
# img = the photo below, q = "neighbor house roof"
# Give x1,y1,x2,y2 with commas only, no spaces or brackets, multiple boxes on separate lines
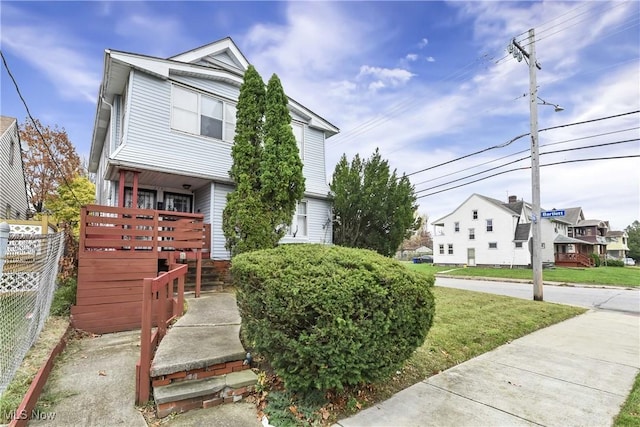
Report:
514,223,531,241
554,235,594,245
0,116,16,135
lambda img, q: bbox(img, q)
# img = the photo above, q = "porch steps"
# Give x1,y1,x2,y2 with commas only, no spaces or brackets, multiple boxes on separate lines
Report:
150,292,257,418
181,259,232,292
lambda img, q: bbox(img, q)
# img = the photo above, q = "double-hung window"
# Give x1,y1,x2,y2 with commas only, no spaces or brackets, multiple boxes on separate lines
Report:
287,201,308,238
292,122,304,160
486,219,493,232
172,85,236,142
469,228,475,240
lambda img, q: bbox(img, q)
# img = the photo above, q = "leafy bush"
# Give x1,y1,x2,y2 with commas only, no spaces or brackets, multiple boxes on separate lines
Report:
604,259,624,267
590,253,601,267
50,277,77,316
232,244,435,392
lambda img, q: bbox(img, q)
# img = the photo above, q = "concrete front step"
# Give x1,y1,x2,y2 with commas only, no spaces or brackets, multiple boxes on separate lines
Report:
151,293,245,377
154,369,258,418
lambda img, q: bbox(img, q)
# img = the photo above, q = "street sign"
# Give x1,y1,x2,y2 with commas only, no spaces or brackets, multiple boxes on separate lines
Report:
541,210,565,218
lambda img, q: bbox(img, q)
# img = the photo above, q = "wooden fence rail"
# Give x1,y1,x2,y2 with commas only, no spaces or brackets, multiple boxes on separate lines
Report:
135,263,187,405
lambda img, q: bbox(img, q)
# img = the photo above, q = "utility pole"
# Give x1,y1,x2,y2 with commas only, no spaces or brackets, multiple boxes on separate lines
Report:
509,28,544,301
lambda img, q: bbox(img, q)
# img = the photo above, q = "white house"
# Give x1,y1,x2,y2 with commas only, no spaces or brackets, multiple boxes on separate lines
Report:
431,194,563,267
88,38,339,260
0,116,29,220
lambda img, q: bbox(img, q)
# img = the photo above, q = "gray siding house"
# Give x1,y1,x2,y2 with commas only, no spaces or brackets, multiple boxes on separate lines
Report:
0,116,29,220
88,38,339,260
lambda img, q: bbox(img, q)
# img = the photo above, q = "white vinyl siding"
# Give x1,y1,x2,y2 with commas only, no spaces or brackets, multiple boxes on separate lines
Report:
116,71,330,195
0,119,29,219
212,183,233,260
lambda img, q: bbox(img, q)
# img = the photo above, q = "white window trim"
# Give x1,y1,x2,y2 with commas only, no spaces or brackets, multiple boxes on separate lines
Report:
488,242,498,249
292,121,305,160
286,200,308,239
486,219,493,232
171,84,236,143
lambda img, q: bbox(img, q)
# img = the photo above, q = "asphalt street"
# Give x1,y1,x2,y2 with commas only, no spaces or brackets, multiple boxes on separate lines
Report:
435,276,640,314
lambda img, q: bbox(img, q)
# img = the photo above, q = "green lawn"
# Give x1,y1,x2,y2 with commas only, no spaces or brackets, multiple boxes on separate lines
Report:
406,262,640,287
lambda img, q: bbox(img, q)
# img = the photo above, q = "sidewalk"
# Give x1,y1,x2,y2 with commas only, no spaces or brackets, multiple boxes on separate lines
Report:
335,309,640,427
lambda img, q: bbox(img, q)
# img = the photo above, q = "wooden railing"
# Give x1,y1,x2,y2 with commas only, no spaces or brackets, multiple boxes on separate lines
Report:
555,252,594,267
135,263,187,405
80,205,209,253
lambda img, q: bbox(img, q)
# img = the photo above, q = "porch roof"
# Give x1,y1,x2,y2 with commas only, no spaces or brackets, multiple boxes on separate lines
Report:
554,235,594,245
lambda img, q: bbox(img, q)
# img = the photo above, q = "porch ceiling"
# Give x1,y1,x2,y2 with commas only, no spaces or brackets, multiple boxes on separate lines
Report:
107,167,213,192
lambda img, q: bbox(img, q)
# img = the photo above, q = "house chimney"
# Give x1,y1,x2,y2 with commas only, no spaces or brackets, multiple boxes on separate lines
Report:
508,195,517,203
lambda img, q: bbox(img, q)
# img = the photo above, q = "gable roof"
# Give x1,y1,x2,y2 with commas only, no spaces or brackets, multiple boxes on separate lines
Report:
169,37,250,71
432,193,525,225
563,207,583,225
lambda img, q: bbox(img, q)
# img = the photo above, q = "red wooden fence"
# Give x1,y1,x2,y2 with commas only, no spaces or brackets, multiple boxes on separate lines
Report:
73,205,207,333
135,263,187,405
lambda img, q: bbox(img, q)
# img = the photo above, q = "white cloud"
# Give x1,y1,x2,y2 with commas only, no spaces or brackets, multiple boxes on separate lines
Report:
357,65,416,88
426,56,436,62
406,53,418,62
0,23,100,103
419,38,429,48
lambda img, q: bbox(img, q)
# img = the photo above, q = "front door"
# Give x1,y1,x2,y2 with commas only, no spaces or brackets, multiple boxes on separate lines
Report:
467,248,476,267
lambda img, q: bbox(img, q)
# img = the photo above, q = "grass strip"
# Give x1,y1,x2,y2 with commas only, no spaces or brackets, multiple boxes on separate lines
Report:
614,371,640,426
407,263,640,287
0,316,69,422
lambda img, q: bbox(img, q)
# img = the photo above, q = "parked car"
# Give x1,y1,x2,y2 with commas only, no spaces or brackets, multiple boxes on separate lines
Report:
412,255,433,264
624,258,636,266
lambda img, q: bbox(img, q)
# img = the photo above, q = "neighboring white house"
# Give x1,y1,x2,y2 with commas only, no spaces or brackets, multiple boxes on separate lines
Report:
88,38,339,260
431,194,562,267
0,116,29,220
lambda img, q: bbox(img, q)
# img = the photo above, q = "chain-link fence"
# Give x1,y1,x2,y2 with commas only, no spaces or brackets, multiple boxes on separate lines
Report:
0,226,65,396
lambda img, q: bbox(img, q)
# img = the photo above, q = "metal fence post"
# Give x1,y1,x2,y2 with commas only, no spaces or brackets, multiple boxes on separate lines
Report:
0,222,9,276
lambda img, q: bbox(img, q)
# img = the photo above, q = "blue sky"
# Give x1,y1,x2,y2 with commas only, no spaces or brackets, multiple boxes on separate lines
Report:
1,1,639,230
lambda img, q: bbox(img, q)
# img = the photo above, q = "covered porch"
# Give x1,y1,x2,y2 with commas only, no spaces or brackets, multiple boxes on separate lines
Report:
554,235,595,267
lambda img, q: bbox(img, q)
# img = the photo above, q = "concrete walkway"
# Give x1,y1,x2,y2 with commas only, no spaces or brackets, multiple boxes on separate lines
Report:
335,310,640,427
29,292,261,427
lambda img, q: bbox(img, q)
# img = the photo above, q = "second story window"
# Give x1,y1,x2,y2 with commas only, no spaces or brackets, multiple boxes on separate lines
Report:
292,122,304,160
469,228,475,240
9,140,15,166
486,219,493,232
171,85,236,142
454,222,460,232
472,210,478,220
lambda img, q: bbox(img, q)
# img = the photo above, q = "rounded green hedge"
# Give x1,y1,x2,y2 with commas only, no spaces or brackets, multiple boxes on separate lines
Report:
232,244,435,392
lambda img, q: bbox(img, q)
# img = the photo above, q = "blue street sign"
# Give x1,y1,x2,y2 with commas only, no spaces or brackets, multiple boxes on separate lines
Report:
541,210,565,218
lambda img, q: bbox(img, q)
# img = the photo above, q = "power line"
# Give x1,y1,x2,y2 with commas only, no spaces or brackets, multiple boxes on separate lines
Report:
0,50,82,208
412,126,640,187
416,155,640,199
414,137,638,195
405,110,640,179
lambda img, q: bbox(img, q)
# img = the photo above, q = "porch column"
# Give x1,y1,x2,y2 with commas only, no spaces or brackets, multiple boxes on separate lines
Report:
132,171,139,209
118,170,126,208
